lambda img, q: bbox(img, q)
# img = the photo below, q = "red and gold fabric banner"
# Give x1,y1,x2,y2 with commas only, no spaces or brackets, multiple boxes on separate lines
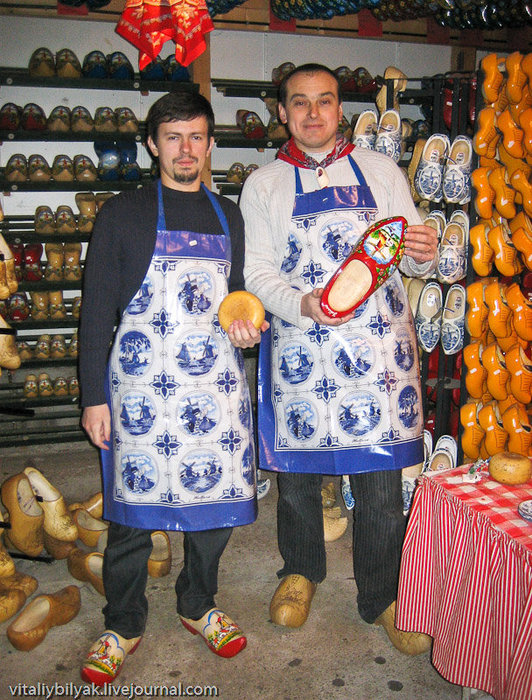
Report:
116,0,214,69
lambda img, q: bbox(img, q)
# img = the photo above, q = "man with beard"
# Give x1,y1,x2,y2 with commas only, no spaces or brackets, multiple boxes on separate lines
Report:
79,91,267,685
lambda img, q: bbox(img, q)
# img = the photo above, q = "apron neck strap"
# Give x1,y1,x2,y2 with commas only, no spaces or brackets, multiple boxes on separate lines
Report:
156,180,230,237
294,154,368,193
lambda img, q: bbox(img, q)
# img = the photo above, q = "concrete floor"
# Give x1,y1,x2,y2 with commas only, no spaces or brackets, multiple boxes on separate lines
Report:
0,442,466,700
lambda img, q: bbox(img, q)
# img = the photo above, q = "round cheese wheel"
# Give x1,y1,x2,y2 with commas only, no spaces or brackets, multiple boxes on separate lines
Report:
218,291,265,332
488,451,532,485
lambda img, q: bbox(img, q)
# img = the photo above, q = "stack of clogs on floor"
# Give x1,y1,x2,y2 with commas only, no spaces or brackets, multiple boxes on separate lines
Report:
0,466,171,651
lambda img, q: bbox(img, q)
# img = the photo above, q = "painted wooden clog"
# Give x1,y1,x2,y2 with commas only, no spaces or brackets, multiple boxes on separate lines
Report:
320,216,407,319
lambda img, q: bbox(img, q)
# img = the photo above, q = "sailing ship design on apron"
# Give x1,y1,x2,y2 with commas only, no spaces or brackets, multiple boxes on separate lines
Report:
258,155,424,474
102,182,257,530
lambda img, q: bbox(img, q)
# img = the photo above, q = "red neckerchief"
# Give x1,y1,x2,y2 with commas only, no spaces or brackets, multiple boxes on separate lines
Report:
277,136,355,169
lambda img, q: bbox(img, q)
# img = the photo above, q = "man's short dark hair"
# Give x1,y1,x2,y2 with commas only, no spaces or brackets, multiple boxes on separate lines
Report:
278,63,342,107
146,91,215,144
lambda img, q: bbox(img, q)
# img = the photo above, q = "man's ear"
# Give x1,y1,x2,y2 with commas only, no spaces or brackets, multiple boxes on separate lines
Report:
147,135,158,159
207,136,214,157
278,103,287,125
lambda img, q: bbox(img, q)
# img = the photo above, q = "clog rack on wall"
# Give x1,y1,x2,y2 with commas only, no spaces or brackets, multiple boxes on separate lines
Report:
0,66,198,447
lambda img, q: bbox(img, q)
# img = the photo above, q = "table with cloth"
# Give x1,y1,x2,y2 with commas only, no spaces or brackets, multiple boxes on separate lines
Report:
396,464,532,700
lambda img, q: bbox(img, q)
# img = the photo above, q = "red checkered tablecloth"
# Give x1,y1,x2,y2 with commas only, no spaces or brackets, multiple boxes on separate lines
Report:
396,465,532,700
426,466,532,552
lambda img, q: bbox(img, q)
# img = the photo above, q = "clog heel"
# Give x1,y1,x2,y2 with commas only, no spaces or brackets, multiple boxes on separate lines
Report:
482,341,510,400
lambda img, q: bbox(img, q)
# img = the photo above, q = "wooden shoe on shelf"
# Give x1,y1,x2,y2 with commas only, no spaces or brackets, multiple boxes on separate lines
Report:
510,168,532,217
6,585,81,651
5,153,28,182
440,284,465,355
497,108,525,160
506,282,532,341
55,48,82,79
376,66,407,115
463,342,488,399
505,344,532,405
442,135,472,204
23,466,78,542
34,205,56,235
55,205,77,234
28,47,55,78
270,574,316,628
52,154,74,182
488,221,523,277
28,154,52,183
38,372,54,397
44,243,64,282
236,110,267,139
470,220,494,276
21,103,47,131
180,608,247,658
488,166,516,220
374,109,403,163
0,473,44,557
71,105,94,132
414,134,450,203
473,106,499,158
47,105,71,132
481,54,505,104
352,110,377,150
471,167,495,219
520,107,532,156
501,403,532,456
0,314,21,370
460,401,485,461
484,279,512,339
482,342,510,401
478,401,508,456
81,630,141,686
506,52,528,105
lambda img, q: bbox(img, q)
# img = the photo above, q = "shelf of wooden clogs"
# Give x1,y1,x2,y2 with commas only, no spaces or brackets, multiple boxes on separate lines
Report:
0,67,198,95
0,170,154,193
10,316,79,330
1,215,92,244
214,127,286,150
212,78,436,106
15,279,84,292
0,128,144,143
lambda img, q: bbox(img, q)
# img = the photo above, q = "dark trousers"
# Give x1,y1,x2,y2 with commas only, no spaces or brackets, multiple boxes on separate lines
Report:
102,522,232,639
276,469,406,624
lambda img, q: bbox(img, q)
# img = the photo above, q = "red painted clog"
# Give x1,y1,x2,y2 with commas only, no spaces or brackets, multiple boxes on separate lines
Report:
320,216,407,319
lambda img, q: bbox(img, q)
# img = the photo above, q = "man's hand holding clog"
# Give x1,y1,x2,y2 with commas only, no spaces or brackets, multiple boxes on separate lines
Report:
404,224,438,264
301,288,355,326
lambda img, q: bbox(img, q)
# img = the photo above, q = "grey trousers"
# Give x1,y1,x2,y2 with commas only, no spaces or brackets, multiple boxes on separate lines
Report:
102,522,232,638
276,469,406,623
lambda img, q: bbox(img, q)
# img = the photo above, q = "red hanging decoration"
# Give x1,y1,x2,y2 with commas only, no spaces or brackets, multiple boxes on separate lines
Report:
116,0,214,70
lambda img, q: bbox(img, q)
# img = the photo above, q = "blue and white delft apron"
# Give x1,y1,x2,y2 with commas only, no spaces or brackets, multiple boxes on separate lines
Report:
258,155,424,475
101,181,257,530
